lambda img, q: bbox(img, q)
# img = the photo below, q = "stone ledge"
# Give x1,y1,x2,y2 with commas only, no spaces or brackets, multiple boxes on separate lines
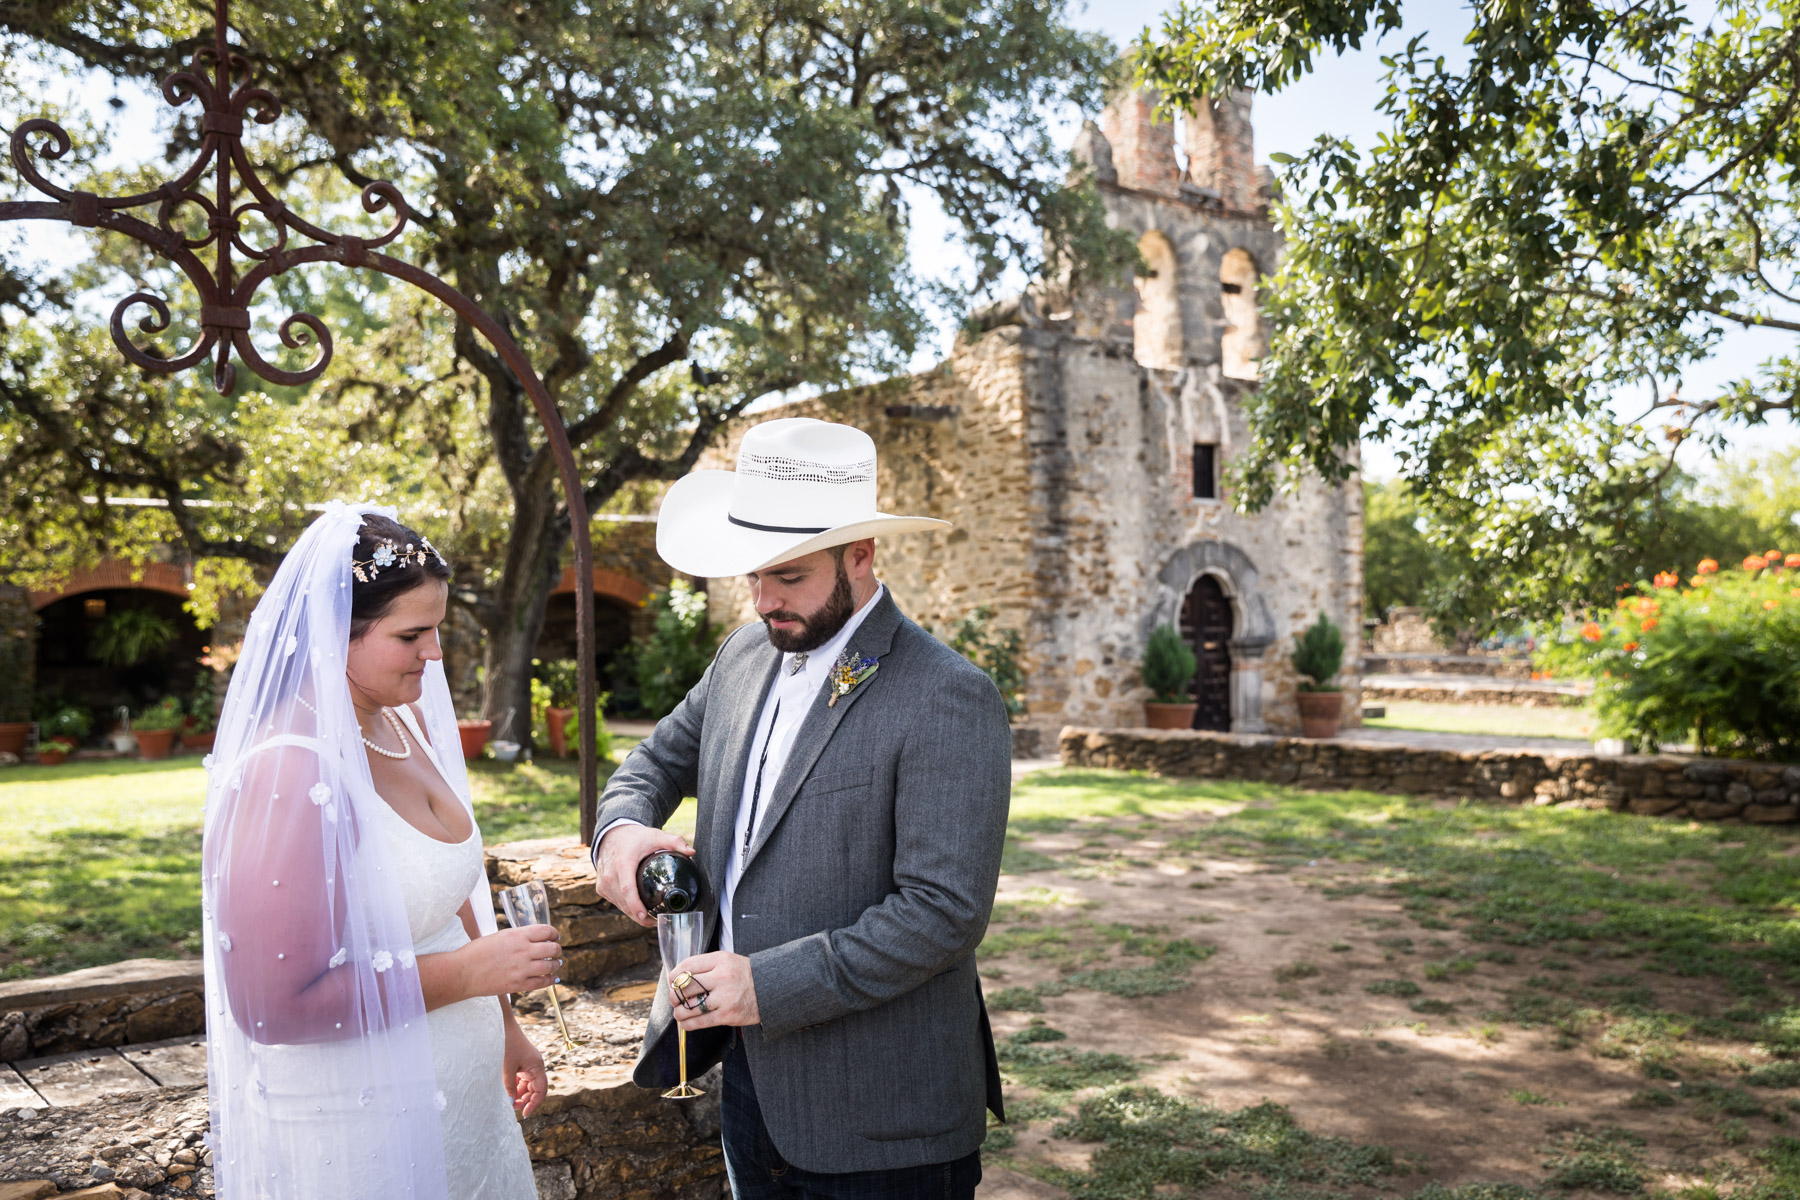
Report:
0,962,201,1014
523,1060,726,1200
1058,726,1800,822
486,838,656,987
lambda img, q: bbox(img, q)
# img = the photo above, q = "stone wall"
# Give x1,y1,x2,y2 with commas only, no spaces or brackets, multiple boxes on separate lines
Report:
485,839,654,987
0,961,204,1061
522,1063,727,1200
1059,726,1800,823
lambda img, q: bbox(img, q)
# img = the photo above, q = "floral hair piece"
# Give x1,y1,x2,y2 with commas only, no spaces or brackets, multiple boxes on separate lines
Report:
351,535,445,583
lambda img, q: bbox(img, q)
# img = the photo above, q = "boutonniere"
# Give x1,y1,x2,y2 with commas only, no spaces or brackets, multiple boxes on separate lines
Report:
828,649,879,707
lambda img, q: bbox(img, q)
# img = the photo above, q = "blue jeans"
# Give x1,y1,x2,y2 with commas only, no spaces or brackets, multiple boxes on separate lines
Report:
720,1038,982,1200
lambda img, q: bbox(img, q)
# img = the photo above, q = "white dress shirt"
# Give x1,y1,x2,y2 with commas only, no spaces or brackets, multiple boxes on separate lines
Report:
599,583,886,953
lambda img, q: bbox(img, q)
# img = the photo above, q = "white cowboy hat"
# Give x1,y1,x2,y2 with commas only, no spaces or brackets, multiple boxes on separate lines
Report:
655,417,950,578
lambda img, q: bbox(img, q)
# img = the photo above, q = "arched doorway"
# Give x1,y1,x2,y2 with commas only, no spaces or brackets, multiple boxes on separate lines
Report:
1179,575,1233,730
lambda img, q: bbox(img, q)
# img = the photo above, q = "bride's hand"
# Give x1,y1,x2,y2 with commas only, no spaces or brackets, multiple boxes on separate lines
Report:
458,925,562,998
504,1017,548,1118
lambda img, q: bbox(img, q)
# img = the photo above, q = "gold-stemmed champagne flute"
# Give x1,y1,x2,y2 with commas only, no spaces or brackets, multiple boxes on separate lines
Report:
657,910,706,1099
499,879,586,1052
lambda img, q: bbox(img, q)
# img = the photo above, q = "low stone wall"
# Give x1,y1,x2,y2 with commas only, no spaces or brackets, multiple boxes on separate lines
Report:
523,1063,726,1200
1059,727,1800,823
485,838,655,987
1360,653,1533,679
0,960,204,1061
1360,681,1588,708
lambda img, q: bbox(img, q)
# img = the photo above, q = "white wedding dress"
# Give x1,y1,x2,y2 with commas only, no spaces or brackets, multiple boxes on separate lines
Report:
237,707,537,1199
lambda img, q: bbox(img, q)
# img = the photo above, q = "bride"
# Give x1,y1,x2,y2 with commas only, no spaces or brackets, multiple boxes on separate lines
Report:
200,503,558,1199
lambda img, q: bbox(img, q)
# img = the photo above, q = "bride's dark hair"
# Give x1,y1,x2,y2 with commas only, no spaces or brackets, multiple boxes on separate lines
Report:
349,514,451,640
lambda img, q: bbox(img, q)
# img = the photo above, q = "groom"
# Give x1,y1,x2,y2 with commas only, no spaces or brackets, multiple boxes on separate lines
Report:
591,417,1012,1199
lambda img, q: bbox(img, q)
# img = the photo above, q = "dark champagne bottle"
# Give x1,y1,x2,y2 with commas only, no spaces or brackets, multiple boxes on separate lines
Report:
636,851,707,915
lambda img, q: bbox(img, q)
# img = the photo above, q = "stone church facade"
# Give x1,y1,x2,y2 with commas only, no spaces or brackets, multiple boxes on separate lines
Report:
699,86,1363,746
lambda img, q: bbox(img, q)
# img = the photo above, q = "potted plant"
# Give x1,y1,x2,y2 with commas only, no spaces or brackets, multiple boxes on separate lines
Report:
457,716,494,761
1292,612,1347,738
132,696,185,760
92,608,179,667
535,658,580,758
183,679,218,752
37,735,78,765
1140,623,1198,730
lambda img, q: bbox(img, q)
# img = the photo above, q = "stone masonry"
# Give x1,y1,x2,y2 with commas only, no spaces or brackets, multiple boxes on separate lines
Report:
1060,727,1800,823
701,84,1361,743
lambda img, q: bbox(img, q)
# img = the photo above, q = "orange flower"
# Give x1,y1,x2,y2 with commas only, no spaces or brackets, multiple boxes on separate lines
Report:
1641,617,1659,631
1581,621,1604,642
1623,641,1639,652
1629,596,1659,617
1767,599,1780,611
1744,555,1768,571
1653,571,1680,589
1767,549,1784,563
1697,558,1719,574
1786,553,1800,570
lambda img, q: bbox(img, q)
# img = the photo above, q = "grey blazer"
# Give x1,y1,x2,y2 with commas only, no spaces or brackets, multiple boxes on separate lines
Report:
591,590,1012,1172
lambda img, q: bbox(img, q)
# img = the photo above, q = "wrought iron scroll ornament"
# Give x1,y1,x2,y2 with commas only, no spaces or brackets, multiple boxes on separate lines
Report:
1,1,606,841
8,24,409,395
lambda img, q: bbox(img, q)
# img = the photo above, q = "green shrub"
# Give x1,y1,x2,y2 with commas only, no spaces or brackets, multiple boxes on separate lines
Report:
946,606,1027,719
1140,623,1196,703
533,658,581,709
1536,555,1800,759
92,608,178,667
1291,612,1345,691
41,704,93,743
132,696,185,733
631,581,720,718
186,679,216,734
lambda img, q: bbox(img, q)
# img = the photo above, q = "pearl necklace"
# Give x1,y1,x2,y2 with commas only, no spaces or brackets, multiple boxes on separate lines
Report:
363,708,412,760
296,695,411,760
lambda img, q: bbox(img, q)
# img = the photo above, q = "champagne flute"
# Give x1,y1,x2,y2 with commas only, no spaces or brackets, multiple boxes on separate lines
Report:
657,910,706,1100
498,879,586,1052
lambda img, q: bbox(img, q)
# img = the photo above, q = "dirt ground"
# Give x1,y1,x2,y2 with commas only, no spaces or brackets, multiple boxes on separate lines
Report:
974,806,1797,1200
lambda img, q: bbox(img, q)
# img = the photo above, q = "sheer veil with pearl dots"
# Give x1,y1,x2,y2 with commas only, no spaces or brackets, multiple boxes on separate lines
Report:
200,502,493,1200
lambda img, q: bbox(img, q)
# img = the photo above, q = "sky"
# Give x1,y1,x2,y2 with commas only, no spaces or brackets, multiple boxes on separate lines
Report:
7,1,1794,484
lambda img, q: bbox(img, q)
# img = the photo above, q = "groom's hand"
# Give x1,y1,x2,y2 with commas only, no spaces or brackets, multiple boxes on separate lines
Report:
671,952,759,1030
594,823,694,926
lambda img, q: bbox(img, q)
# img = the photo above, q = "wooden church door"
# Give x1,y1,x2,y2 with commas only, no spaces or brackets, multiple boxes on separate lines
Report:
1179,575,1234,731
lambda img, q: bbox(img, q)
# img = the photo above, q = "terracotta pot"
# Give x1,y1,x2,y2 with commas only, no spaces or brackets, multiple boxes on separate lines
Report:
182,730,216,752
546,706,574,759
37,744,72,765
1296,691,1345,739
457,719,493,761
135,728,178,760
0,722,30,757
1144,702,1197,730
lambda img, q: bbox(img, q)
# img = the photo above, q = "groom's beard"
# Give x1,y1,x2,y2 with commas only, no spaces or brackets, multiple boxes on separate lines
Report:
762,557,855,653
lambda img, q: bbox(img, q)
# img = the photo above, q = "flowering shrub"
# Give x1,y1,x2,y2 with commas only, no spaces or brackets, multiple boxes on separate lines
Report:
1539,556,1800,759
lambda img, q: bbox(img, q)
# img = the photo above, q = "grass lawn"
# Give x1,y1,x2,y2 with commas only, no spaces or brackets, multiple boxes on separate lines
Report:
0,737,677,981
988,769,1800,1199
1364,699,1598,741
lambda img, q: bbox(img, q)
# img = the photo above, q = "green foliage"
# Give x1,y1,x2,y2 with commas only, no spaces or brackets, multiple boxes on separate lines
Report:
91,608,177,668
585,697,616,766
186,679,216,735
1136,0,1800,627
533,659,581,711
41,704,93,744
1140,623,1197,703
632,582,720,719
1050,1087,1400,1199
1537,560,1800,759
947,606,1027,720
1538,1127,1645,1194
1290,612,1344,692
131,696,184,733
996,1038,1140,1093
1364,978,1422,997
1362,479,1454,620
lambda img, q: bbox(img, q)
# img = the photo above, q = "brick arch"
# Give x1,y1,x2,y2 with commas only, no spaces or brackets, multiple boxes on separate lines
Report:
550,567,650,609
29,561,189,611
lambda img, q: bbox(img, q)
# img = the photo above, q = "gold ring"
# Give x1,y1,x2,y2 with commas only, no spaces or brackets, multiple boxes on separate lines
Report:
671,971,695,990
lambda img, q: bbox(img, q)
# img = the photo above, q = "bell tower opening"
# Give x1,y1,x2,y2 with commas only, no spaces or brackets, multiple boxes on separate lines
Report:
1133,230,1184,371
1220,247,1261,381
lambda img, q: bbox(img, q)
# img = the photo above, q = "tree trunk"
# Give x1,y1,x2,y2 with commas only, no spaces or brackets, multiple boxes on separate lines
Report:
479,484,567,750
